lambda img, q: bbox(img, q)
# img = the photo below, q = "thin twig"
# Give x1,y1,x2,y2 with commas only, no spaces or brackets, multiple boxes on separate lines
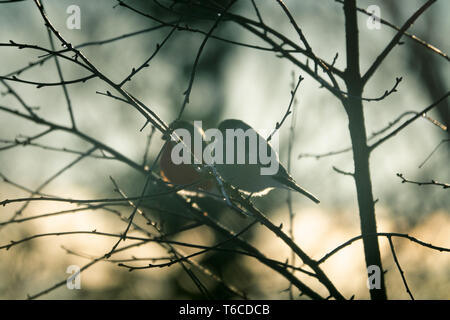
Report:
267,74,303,142
418,139,450,168
0,74,96,88
176,0,237,120
362,0,437,84
396,173,449,189
286,72,298,299
370,91,450,150
46,29,77,129
388,236,414,300
118,24,178,87
335,0,449,63
318,232,450,264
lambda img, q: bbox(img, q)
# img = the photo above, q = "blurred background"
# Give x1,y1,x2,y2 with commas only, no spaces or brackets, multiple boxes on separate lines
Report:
0,0,448,299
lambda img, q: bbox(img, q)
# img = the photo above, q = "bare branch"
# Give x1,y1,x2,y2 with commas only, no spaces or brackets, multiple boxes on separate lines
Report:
318,232,450,264
418,139,450,168
370,91,450,151
0,180,206,207
332,166,354,177
362,0,437,85
335,0,450,63
0,80,39,118
46,30,77,129
118,24,178,87
267,74,303,142
176,0,237,120
388,236,414,300
118,220,257,271
0,74,96,88
396,173,449,189
32,0,170,134
275,0,312,52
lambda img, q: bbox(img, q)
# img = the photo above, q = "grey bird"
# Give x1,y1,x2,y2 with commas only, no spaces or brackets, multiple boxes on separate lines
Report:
214,119,320,203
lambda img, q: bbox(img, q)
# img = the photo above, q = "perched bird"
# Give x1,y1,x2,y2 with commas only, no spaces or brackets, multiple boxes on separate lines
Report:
159,120,213,192
159,119,319,204
215,119,320,203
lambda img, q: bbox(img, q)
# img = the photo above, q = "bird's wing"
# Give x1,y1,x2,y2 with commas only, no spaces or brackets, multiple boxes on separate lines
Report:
218,119,280,163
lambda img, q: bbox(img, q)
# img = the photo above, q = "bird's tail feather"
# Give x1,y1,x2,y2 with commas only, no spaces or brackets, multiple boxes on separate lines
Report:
275,175,320,204
288,182,320,204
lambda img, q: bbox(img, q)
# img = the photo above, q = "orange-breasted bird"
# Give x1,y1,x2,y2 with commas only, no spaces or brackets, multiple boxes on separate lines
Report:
159,119,319,204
